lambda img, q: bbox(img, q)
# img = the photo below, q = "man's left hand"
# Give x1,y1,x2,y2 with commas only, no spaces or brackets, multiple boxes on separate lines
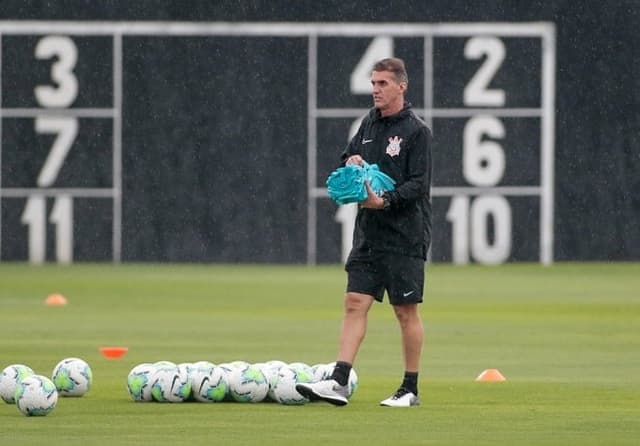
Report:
360,182,384,209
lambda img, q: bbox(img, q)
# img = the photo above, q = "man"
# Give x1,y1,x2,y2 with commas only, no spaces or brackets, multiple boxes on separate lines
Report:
297,57,432,407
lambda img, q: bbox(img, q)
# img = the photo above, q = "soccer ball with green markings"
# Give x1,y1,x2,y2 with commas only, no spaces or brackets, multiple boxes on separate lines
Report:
127,363,155,402
271,364,314,405
262,360,287,401
15,374,58,416
52,357,93,397
228,364,269,403
150,362,191,403
0,364,35,404
191,363,228,403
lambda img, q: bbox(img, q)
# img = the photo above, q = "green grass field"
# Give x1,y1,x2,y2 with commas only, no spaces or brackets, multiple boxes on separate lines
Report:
1,262,639,445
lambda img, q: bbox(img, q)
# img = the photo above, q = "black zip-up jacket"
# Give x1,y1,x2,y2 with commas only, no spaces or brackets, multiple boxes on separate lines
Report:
340,102,432,259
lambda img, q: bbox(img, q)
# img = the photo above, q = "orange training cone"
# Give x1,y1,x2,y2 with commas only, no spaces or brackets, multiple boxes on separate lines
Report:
45,293,68,306
99,346,129,359
475,369,506,382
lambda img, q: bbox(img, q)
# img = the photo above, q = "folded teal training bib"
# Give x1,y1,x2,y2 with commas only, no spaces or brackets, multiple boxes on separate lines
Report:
326,162,395,205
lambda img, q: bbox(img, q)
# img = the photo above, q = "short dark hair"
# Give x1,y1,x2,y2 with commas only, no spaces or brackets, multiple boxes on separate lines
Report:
372,57,408,84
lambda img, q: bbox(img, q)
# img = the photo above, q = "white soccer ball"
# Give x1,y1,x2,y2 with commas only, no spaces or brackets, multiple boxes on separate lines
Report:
289,362,314,386
216,363,237,400
52,357,93,397
0,364,35,404
192,360,216,370
263,360,287,371
228,364,269,403
150,362,191,402
126,363,155,402
271,364,314,405
177,362,195,376
15,375,58,416
347,368,358,398
288,361,310,370
217,362,236,374
153,360,176,368
229,360,250,370
262,360,286,401
177,363,196,401
191,364,228,403
311,363,333,382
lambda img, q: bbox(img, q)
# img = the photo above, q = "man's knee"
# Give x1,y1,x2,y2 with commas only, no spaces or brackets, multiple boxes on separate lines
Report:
393,304,420,326
344,292,374,313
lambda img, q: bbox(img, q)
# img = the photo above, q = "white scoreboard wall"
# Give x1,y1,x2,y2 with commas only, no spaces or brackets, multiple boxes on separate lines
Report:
0,22,555,264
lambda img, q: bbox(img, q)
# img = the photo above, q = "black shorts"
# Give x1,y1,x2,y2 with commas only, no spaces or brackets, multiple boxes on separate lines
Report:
345,249,425,305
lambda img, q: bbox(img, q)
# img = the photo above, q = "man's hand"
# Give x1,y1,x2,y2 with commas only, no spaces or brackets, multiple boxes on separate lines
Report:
360,182,385,209
346,154,365,166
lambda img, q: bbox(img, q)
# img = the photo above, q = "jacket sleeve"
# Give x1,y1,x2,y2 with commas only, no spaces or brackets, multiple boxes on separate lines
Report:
386,126,432,209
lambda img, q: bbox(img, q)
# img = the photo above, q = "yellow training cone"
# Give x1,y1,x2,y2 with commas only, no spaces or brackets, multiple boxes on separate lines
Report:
475,369,506,382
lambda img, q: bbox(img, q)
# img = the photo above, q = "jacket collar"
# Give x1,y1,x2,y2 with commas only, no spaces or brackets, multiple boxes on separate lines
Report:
372,101,412,122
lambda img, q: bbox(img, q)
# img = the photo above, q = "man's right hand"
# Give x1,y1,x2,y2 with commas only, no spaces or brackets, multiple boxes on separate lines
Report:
346,155,365,166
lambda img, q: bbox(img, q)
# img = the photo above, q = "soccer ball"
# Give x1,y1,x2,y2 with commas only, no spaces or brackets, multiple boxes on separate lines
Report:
177,363,195,401
262,360,287,372
216,362,237,400
229,360,250,369
192,360,216,370
0,364,35,404
150,362,191,402
289,362,314,378
227,364,268,403
347,368,358,398
271,364,314,405
15,375,58,416
152,360,176,368
126,363,155,402
311,363,333,382
217,362,234,373
262,360,286,401
177,362,195,375
191,364,228,403
52,357,93,397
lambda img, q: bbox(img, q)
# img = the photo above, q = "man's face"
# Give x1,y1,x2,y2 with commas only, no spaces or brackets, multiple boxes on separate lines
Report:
371,70,406,113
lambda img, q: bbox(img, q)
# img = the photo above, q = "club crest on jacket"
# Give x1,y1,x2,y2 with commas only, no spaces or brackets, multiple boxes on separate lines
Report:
386,136,403,157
